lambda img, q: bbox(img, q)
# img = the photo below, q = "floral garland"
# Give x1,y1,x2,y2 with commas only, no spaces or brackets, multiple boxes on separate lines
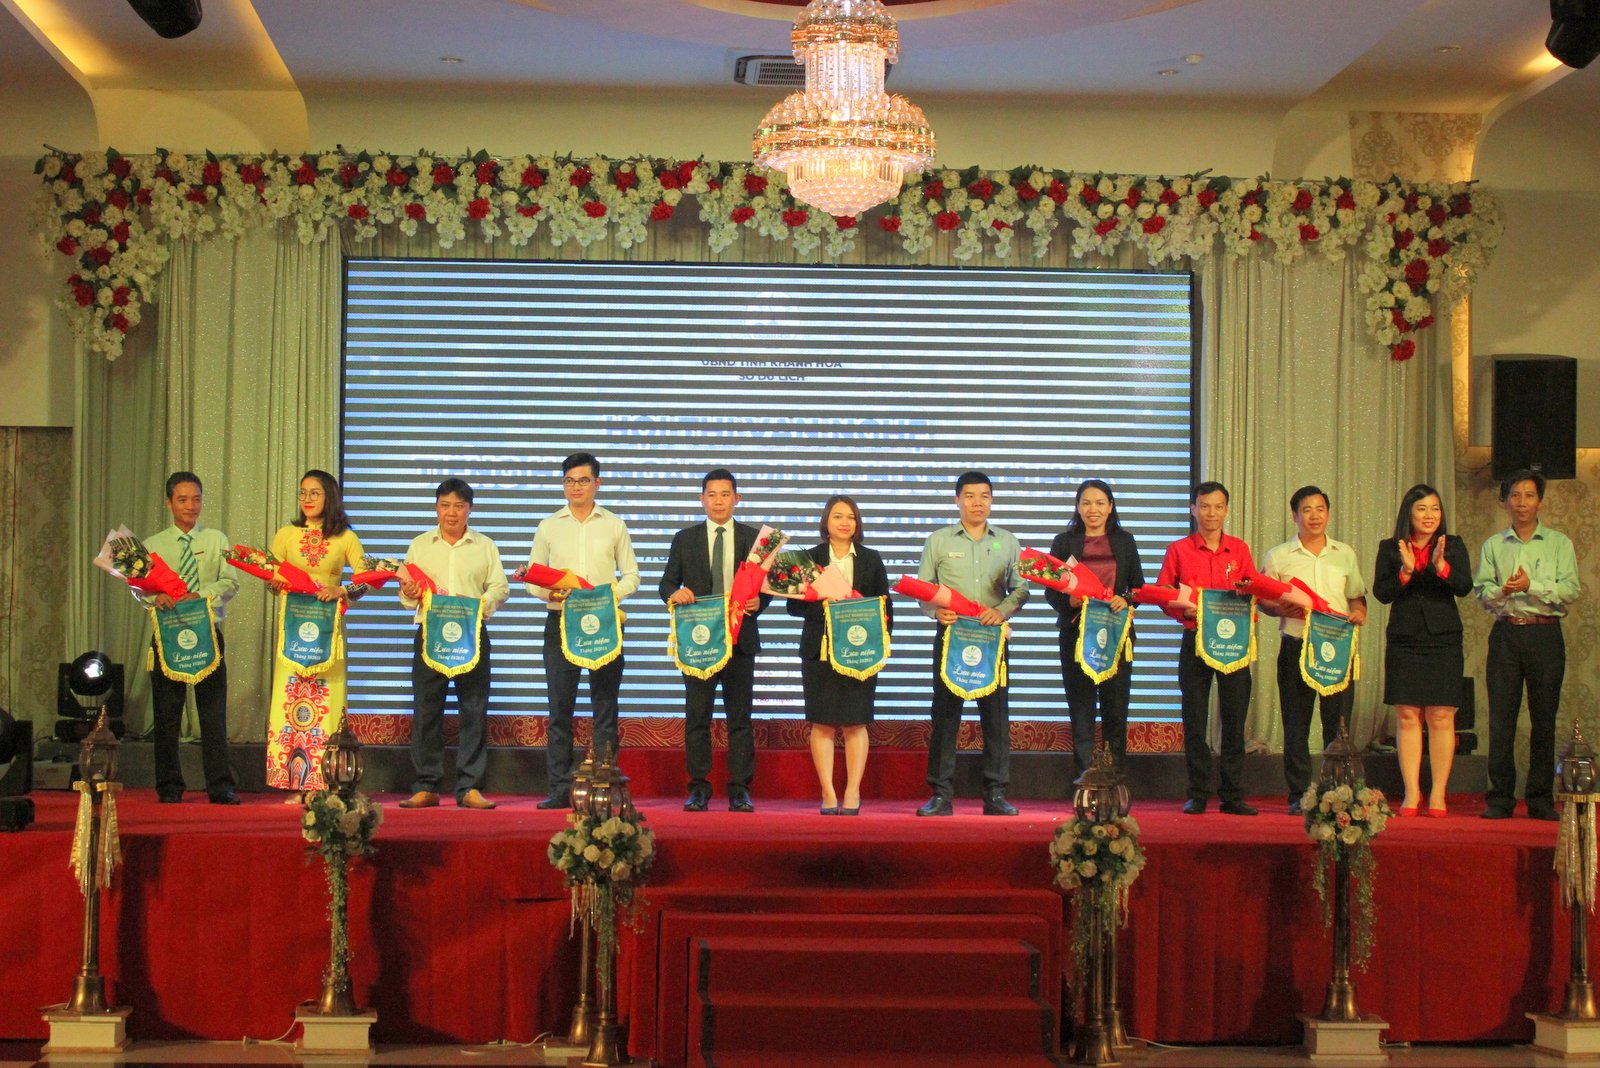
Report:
32,149,1501,363
301,789,383,1006
1302,780,1391,971
1049,813,1146,983
548,809,656,994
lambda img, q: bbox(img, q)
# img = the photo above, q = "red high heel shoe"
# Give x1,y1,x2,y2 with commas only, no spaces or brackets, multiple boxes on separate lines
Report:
1397,806,1419,817
1424,804,1448,818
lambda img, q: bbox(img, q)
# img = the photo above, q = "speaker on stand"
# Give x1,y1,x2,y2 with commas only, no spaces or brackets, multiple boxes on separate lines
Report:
1491,355,1577,481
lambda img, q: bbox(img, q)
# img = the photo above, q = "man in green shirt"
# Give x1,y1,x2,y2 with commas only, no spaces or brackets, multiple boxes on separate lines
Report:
1474,469,1581,821
915,471,1028,816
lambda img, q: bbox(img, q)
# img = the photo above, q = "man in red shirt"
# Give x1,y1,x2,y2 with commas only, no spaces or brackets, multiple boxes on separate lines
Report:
1156,481,1259,816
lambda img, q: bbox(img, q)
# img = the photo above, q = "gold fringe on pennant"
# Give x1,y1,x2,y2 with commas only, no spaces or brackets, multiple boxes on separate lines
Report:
1557,796,1600,913
99,783,122,890
1299,621,1362,697
275,593,341,676
420,590,486,677
1073,600,1134,686
1194,592,1255,674
560,586,623,671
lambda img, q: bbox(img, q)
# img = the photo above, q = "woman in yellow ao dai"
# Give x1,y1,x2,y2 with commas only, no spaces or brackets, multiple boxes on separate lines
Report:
265,469,365,797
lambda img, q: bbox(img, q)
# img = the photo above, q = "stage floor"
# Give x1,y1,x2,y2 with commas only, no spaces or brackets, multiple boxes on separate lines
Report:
0,789,1584,1063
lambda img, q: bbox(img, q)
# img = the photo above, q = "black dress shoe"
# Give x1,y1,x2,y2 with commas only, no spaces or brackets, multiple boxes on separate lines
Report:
728,791,755,813
982,793,1019,816
208,791,240,805
158,791,183,804
1480,807,1513,820
1287,799,1304,817
684,788,711,812
536,792,570,810
1182,799,1207,815
1219,801,1259,816
1529,806,1560,821
916,795,953,817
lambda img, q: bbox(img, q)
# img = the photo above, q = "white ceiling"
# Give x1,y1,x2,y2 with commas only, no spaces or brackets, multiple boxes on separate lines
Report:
0,0,1594,131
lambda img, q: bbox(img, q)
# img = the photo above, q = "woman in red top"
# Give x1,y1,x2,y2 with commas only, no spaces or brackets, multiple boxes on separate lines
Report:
1371,483,1473,816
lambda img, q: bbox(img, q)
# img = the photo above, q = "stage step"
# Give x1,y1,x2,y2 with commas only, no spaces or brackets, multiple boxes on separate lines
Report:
686,934,1058,1066
705,1056,1063,1068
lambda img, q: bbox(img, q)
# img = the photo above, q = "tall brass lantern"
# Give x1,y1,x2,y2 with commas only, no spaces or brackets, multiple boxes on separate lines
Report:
1555,724,1600,1021
1071,744,1131,1066
579,746,635,1068
312,720,363,1017
1315,723,1363,1022
66,709,122,1015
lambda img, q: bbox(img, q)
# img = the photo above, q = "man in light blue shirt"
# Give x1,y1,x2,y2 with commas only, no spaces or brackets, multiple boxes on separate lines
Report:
1474,469,1581,821
143,471,239,804
915,471,1028,817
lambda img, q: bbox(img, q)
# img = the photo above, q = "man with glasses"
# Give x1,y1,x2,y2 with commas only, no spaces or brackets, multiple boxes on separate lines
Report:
526,453,640,809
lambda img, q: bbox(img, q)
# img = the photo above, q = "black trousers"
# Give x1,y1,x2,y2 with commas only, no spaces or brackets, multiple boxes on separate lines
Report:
683,651,755,793
1277,636,1355,802
411,627,492,800
1485,620,1566,813
148,630,235,798
542,612,623,795
927,624,1010,797
1057,619,1132,778
1177,640,1252,804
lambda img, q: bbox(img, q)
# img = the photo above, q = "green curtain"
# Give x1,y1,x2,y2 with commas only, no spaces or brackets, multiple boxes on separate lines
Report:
67,212,1451,753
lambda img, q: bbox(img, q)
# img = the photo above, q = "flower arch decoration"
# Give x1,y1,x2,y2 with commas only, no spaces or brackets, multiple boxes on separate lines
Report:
33,149,1500,363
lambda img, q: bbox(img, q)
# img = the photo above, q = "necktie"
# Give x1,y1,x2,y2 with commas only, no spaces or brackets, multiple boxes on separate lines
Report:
178,532,200,591
711,526,726,596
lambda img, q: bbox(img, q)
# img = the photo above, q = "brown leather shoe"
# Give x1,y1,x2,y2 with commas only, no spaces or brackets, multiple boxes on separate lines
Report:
458,789,497,810
397,791,439,809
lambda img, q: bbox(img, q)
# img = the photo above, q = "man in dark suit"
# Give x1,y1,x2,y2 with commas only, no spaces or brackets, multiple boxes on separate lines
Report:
659,468,768,812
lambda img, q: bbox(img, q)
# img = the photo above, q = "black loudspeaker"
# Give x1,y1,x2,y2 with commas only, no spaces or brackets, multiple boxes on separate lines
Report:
1549,0,1600,68
0,720,32,796
124,0,202,39
1492,355,1577,480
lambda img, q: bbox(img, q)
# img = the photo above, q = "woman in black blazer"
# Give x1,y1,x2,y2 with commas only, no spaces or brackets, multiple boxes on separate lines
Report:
1046,479,1145,777
1371,482,1473,817
786,495,893,814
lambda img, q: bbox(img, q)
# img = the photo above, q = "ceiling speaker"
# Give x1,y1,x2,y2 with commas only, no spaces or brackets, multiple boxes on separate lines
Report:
1548,0,1600,68
124,0,202,39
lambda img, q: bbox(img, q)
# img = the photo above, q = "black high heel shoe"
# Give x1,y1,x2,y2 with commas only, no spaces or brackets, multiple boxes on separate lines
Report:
820,805,839,815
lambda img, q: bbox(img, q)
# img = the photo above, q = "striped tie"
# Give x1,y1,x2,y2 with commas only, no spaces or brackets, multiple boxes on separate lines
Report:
178,532,200,590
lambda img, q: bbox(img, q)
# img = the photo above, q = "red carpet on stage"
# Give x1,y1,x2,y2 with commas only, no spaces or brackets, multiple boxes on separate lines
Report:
0,787,1587,1064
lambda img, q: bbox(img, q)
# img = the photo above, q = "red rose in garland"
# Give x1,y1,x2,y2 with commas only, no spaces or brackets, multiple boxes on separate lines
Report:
385,167,409,187
1197,187,1218,209
834,214,857,229
87,246,113,266
521,165,545,188
55,236,76,256
991,219,1011,231
583,200,607,219
110,313,130,333
516,205,541,218
348,204,369,220
1392,339,1416,362
781,208,808,227
1291,188,1314,212
1094,218,1118,236
1298,223,1320,242
934,210,960,231
1080,185,1101,206
730,206,755,223
1404,259,1430,287
1123,188,1142,208
1142,217,1167,235
1045,179,1067,204
202,161,222,186
294,162,317,185
614,169,638,192
467,197,491,220
84,207,101,225
110,157,132,180
1427,237,1451,258
111,286,130,306
405,202,427,220
111,221,130,245
338,163,359,187
1426,204,1449,226
878,215,902,232
571,165,593,188
658,168,682,190
743,173,768,196
135,188,151,205
1015,182,1039,202
923,179,944,199
432,163,457,186
1391,309,1411,333
967,177,993,201
1452,194,1472,216
677,161,698,185
185,188,208,204
1336,190,1356,211
650,201,673,221
475,160,499,185
1394,230,1415,251
107,189,130,209
1159,187,1180,206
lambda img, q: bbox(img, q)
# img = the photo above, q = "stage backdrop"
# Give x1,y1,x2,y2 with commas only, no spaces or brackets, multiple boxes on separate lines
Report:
340,259,1195,725
67,213,1452,757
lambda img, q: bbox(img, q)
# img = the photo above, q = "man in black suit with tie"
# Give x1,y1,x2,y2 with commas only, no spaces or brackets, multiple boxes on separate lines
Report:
659,468,767,812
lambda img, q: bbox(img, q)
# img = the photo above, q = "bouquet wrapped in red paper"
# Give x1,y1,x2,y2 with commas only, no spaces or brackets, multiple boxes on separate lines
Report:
351,555,403,589
1132,583,1199,616
1018,548,1111,600
512,561,594,592
94,527,188,598
892,575,987,619
1233,573,1329,615
727,525,789,643
762,550,860,602
225,543,320,593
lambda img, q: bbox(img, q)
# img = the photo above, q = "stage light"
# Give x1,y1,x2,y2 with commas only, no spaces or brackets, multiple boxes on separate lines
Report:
56,652,125,743
1548,0,1600,69
123,0,202,39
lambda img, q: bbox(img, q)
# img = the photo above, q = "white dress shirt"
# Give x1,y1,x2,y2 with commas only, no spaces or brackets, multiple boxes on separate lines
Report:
1260,535,1368,639
399,527,511,623
526,504,641,610
829,544,856,587
141,522,239,624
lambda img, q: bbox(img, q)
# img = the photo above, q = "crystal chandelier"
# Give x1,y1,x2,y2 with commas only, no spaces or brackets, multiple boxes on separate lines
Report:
752,0,937,217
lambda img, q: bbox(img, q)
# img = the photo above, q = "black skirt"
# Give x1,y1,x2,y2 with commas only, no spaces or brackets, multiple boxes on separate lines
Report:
800,658,877,726
1382,635,1465,707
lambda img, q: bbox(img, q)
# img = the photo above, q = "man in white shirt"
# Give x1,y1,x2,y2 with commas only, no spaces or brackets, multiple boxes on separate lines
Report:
1260,485,1369,815
397,478,511,810
526,453,640,810
143,471,239,804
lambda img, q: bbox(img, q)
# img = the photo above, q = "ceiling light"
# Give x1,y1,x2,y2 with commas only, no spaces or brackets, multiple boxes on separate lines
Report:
439,56,464,64
1433,44,1461,54
1158,68,1180,76
752,0,937,218
1184,53,1205,64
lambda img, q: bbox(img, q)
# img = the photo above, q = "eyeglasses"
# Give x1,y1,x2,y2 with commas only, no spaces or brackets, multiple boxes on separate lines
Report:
563,477,595,487
298,490,325,500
